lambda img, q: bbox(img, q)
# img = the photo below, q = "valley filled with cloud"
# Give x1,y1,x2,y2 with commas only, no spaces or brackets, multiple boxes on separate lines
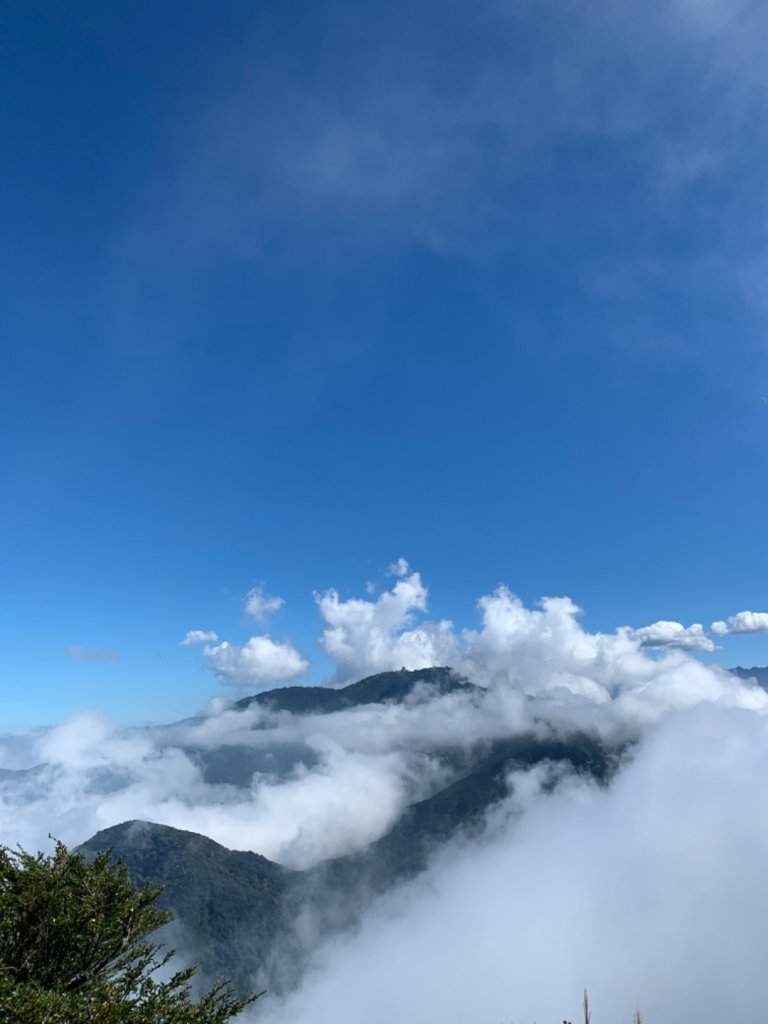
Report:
3,564,768,1022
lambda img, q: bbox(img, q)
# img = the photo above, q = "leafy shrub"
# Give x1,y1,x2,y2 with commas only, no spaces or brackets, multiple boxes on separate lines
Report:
0,839,260,1023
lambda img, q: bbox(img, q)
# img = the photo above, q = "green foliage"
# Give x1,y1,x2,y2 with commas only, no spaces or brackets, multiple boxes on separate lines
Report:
0,839,260,1023
80,822,290,994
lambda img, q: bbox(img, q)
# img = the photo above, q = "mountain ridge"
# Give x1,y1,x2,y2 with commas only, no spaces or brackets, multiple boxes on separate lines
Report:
80,667,617,993
730,665,768,689
234,665,474,714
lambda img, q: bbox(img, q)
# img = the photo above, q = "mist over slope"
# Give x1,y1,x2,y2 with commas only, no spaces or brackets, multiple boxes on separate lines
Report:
77,692,768,1024
3,570,768,1023
730,665,768,690
2,566,763,863
79,708,614,992
268,702,768,1024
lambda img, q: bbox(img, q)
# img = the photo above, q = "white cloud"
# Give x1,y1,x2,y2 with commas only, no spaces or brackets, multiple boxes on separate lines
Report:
204,636,308,688
132,0,768,268
316,564,455,682
624,619,717,652
10,563,768,884
5,656,768,1024
268,705,768,1024
711,610,768,636
183,747,444,869
179,629,219,647
311,568,754,716
455,589,646,702
387,558,411,578
244,585,285,622
0,708,445,869
4,566,768,916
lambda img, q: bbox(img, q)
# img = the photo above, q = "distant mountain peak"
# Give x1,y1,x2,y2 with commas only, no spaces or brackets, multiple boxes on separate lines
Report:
235,665,473,714
730,666,768,690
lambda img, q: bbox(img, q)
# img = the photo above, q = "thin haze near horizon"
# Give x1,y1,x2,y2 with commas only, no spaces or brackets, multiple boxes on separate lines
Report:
2,0,768,726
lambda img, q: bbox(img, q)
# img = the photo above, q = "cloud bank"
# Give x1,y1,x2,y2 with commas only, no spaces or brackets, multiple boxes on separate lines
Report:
5,563,768,1022
191,562,762,697
2,564,766,863
268,704,768,1024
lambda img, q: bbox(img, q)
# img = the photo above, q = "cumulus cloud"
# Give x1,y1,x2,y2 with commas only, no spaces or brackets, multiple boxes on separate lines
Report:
316,563,455,682
179,629,219,647
204,636,308,688
449,590,753,726
195,585,296,691
711,610,768,636
244,585,285,622
5,565,762,859
65,645,120,662
624,619,717,652
315,573,678,705
457,590,623,697
186,563,762,727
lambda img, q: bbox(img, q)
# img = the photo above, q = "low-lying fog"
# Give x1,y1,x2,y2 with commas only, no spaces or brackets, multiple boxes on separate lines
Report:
2,564,767,1023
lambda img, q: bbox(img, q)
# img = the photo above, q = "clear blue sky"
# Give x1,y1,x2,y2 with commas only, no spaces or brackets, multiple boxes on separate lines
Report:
2,0,768,729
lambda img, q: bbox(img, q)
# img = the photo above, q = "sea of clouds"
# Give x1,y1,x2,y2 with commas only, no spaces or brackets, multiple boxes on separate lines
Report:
1,561,765,858
2,562,768,1022
268,704,768,1024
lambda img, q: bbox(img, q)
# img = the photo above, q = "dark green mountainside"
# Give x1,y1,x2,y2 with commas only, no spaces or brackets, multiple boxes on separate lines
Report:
80,668,616,994
80,820,292,994
235,666,472,714
310,730,612,897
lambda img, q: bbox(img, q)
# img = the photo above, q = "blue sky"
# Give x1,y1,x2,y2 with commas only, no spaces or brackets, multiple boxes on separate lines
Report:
2,0,768,729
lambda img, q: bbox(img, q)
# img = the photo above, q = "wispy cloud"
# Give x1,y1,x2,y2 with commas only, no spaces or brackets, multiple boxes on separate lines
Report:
179,629,219,647
65,645,121,663
148,0,768,261
244,585,284,622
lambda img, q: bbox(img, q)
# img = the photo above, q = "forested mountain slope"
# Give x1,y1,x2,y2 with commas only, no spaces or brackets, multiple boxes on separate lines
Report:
81,669,616,992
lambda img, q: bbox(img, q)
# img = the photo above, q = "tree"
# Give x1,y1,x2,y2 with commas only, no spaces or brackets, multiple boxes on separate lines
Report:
0,839,260,1023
